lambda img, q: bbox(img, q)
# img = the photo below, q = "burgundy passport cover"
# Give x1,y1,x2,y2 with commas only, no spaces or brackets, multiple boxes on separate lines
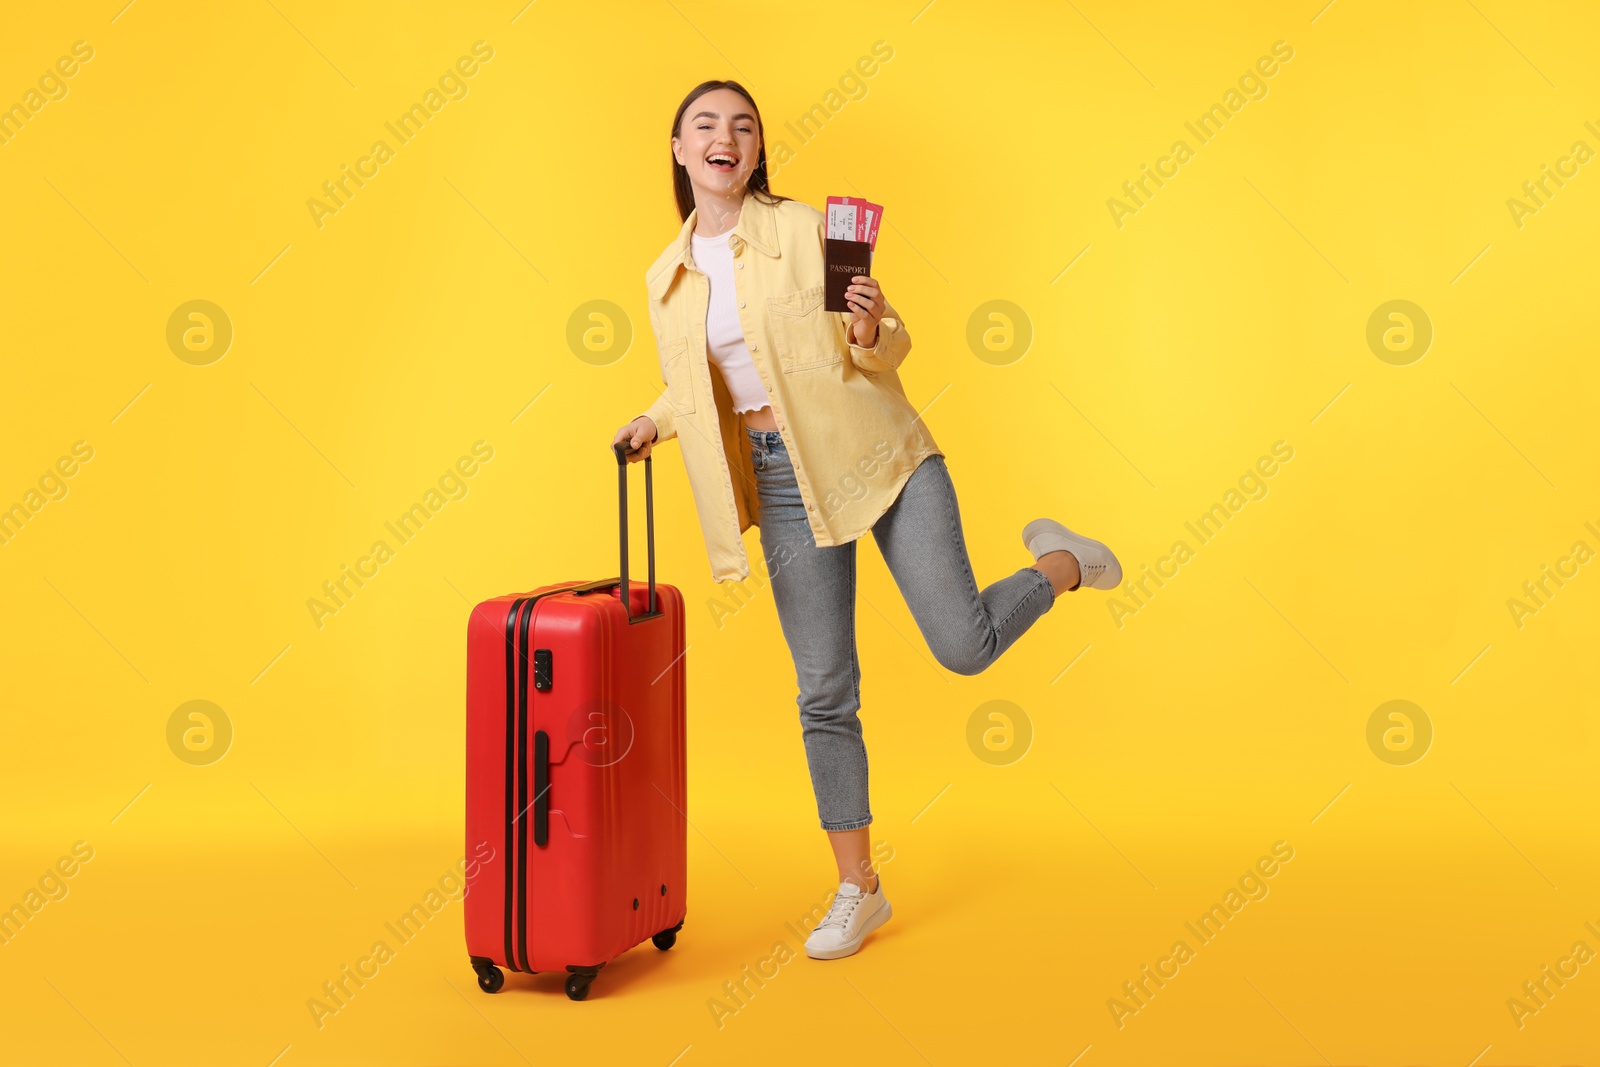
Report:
825,238,873,313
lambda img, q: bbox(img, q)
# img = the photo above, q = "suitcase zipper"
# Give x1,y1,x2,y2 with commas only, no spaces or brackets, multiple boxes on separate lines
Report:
500,584,582,973
501,597,529,973
514,597,535,973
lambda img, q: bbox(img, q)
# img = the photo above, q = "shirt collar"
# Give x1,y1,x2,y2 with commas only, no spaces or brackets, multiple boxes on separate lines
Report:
648,186,779,302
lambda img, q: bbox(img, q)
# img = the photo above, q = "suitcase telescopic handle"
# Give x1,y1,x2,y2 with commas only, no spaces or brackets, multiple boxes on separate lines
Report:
612,442,660,622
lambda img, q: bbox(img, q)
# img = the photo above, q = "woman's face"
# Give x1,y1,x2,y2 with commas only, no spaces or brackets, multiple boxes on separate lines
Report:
673,88,762,199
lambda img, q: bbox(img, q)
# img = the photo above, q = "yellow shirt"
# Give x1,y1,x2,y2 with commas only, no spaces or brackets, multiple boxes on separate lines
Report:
638,186,943,584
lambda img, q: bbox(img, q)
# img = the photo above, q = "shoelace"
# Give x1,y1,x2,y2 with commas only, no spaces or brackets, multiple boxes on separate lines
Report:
816,890,865,931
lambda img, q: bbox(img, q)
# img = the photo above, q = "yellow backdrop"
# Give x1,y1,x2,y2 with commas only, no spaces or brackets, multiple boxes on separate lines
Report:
2,1,1596,1064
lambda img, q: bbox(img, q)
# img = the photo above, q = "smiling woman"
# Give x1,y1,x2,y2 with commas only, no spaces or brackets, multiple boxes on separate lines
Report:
608,77,1127,964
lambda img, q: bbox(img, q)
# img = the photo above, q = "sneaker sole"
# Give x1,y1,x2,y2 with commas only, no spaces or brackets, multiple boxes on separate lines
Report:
804,900,893,960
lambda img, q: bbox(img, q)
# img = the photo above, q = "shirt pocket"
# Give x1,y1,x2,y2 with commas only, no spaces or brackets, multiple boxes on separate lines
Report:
767,284,845,373
659,336,696,415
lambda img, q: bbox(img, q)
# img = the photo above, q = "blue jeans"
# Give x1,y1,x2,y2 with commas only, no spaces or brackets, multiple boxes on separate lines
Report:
747,426,1056,831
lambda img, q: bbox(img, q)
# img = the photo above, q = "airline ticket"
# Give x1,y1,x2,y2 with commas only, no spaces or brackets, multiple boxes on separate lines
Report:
825,195,883,249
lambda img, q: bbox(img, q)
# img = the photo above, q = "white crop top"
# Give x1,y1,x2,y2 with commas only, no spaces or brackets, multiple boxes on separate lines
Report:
690,227,773,415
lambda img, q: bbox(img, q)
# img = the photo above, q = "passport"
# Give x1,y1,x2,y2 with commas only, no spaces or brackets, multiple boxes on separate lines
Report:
824,195,883,313
824,238,874,313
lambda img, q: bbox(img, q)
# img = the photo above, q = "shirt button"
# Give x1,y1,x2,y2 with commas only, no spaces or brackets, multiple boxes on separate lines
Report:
805,501,814,511
750,343,757,351
736,262,744,269
739,301,745,308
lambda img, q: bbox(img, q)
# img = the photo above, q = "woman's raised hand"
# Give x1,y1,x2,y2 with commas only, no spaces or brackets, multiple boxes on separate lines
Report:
845,275,887,348
611,416,657,463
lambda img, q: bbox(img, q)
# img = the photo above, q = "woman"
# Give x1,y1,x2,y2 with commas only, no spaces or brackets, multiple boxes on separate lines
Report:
611,80,1121,961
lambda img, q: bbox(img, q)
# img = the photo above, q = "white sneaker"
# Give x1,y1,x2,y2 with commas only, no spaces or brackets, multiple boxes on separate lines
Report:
804,878,892,960
1022,518,1122,590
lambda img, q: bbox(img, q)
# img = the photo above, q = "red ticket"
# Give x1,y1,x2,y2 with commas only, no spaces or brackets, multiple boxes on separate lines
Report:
861,202,883,249
826,195,884,247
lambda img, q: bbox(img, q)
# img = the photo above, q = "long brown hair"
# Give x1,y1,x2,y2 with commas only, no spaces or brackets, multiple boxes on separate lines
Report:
669,80,790,222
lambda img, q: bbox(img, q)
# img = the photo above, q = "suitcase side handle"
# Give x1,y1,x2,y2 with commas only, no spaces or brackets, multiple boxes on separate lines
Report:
612,443,661,623
532,729,550,847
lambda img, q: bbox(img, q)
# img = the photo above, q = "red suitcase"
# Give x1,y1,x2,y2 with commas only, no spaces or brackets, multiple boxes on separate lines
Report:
464,445,686,1001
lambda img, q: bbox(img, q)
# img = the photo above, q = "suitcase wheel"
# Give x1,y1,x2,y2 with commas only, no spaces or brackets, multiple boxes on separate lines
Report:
564,963,603,1001
652,919,685,951
471,959,505,994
